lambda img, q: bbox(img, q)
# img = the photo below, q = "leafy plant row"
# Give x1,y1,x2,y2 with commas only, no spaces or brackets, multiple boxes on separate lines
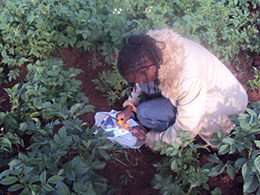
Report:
1,0,260,84
0,56,118,194
151,102,260,194
0,0,260,194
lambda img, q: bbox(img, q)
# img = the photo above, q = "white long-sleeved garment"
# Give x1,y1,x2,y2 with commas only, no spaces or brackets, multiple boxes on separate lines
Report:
123,29,248,148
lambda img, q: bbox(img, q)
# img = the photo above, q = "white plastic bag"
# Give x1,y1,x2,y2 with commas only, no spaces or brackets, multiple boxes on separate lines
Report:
94,110,143,148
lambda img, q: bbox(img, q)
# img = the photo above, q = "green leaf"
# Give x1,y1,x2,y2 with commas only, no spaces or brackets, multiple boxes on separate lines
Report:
254,140,260,148
58,169,65,176
0,112,6,118
153,182,163,189
245,108,256,117
67,170,76,181
18,152,29,163
153,145,162,151
99,149,110,160
243,175,258,193
66,26,74,34
8,159,21,168
227,165,235,180
38,40,48,45
217,130,224,139
30,158,42,164
43,102,52,108
86,183,96,195
47,175,64,184
207,155,221,163
222,137,234,145
154,174,163,182
33,98,42,108
208,165,222,177
0,176,19,185
254,155,260,173
165,147,174,154
92,161,106,170
40,170,46,184
1,138,12,150
218,144,230,155
0,170,12,179
56,182,70,195
43,183,55,191
170,160,178,171
106,188,120,195
7,184,24,192
210,138,221,146
23,166,34,175
242,163,252,181
202,164,214,174
19,122,29,131
203,183,209,190
29,176,39,184
240,123,251,131
171,141,179,149
58,126,67,141
211,187,222,195
70,103,82,114
29,184,41,192
73,182,81,193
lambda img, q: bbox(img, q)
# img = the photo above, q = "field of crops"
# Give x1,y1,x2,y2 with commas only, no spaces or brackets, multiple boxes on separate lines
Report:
1,0,260,194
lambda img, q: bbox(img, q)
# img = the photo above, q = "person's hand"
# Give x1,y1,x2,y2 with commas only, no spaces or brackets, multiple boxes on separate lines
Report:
130,126,147,141
116,106,132,128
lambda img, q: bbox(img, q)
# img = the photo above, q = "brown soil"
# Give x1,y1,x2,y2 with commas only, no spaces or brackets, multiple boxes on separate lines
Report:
1,45,260,195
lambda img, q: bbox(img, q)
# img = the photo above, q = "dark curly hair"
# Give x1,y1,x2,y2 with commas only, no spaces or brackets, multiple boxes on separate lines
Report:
117,34,165,94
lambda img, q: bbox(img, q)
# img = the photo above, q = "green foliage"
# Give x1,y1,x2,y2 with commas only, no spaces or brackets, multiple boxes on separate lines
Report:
151,130,210,195
0,56,91,136
138,92,153,104
0,0,260,194
248,67,260,91
0,115,115,194
0,0,162,72
0,131,24,169
0,55,117,194
1,0,259,84
206,102,260,194
92,61,130,105
210,187,222,195
0,70,114,194
173,0,260,64
22,56,89,109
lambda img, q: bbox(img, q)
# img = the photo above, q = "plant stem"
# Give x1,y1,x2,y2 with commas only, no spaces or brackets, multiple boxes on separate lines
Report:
67,145,71,160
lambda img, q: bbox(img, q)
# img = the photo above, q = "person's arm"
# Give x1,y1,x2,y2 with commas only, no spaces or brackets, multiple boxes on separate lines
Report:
144,77,207,149
116,84,143,127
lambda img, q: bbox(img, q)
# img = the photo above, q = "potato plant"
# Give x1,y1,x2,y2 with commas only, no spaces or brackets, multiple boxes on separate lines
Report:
204,102,260,194
92,61,130,106
150,102,260,194
248,67,260,91
0,109,115,194
1,0,259,83
0,55,117,194
151,131,211,195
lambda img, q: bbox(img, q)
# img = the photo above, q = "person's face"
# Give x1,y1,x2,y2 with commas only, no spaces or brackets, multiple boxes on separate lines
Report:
126,60,157,83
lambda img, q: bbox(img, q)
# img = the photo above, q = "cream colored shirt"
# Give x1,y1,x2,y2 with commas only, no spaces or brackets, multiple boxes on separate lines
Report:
123,29,248,148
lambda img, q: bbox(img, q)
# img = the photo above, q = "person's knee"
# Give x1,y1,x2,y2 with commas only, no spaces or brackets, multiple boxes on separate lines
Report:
136,103,149,122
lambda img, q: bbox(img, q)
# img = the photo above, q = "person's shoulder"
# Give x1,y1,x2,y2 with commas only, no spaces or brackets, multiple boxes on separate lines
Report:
147,28,181,42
